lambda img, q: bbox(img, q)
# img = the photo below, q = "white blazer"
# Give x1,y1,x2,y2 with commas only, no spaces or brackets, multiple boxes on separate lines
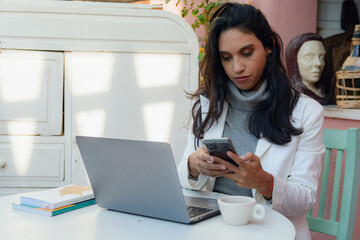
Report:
177,94,325,240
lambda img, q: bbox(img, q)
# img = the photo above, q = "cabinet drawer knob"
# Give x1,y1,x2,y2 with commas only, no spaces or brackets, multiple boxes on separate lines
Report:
0,160,6,168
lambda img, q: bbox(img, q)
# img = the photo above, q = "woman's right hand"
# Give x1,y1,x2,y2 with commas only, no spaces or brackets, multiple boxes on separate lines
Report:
188,146,227,178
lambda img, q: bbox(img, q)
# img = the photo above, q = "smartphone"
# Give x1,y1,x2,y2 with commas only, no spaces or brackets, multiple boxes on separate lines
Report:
202,137,239,167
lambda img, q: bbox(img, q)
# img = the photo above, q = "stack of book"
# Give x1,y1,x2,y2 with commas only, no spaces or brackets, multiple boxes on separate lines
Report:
12,184,96,216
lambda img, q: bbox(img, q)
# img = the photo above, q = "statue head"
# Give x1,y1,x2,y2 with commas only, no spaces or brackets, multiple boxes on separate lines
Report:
297,40,326,88
286,33,328,103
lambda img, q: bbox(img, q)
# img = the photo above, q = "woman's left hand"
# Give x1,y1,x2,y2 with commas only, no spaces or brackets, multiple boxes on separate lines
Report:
221,151,274,199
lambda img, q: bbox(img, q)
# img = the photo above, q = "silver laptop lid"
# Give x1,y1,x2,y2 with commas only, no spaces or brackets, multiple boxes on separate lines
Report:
76,136,191,223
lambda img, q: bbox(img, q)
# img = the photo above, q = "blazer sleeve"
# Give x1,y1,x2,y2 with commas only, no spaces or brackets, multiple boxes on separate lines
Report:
177,127,214,190
271,97,325,216
177,97,215,191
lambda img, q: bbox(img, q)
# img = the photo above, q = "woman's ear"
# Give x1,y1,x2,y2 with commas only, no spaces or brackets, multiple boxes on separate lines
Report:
266,47,273,64
266,36,275,54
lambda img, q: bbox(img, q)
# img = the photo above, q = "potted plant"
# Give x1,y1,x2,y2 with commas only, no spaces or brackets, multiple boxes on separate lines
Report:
166,0,224,60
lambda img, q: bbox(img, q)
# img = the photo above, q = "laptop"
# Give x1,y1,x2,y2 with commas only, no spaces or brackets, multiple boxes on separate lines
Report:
76,136,220,224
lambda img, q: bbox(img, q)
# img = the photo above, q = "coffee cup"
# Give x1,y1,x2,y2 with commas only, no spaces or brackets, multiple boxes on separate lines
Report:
218,196,266,225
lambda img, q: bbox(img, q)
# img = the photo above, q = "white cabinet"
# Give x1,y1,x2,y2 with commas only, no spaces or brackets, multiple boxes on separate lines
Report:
0,140,65,187
0,0,198,193
0,50,63,135
0,49,65,188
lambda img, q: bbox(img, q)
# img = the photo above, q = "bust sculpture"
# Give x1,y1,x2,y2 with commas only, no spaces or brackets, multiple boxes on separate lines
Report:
286,33,330,105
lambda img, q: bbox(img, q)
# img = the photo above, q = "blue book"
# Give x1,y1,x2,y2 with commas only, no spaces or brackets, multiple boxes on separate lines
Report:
12,198,96,216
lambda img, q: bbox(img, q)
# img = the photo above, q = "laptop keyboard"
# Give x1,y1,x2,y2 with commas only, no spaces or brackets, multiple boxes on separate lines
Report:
186,205,213,219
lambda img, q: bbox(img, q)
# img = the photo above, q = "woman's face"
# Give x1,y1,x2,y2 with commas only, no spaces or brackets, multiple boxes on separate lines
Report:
218,28,268,91
297,40,325,84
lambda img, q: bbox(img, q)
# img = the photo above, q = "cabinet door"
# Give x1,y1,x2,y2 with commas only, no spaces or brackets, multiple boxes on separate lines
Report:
0,50,63,135
0,137,65,187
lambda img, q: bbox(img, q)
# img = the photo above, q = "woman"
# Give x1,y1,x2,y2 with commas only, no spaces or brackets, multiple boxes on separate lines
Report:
177,3,325,239
286,33,330,105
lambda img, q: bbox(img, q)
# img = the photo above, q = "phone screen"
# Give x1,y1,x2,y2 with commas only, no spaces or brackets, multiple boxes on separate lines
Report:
203,138,239,167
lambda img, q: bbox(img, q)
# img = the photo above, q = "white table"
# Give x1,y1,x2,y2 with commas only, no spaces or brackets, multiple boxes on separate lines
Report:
1,190,295,240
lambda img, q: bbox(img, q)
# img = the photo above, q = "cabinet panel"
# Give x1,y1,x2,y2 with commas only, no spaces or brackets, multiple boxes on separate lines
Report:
0,50,63,135
0,142,64,187
71,51,190,161
70,51,192,185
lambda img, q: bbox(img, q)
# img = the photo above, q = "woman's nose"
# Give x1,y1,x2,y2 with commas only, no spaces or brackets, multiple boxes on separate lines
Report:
233,58,245,72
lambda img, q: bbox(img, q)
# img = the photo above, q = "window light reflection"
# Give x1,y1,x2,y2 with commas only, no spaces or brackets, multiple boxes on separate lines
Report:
71,53,115,96
134,53,182,88
75,109,107,136
0,57,45,103
5,119,38,135
142,101,174,142
9,137,35,176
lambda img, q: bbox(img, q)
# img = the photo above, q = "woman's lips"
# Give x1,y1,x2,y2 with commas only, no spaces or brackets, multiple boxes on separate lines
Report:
234,76,250,83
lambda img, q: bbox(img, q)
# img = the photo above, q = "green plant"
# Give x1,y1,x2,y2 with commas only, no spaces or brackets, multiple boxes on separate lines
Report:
166,0,224,60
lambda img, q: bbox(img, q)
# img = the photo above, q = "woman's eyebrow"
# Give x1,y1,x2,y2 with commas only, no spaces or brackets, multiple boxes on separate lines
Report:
239,44,254,51
219,44,255,54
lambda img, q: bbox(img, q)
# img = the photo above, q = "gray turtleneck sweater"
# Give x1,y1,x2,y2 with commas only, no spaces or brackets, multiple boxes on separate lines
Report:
213,80,269,196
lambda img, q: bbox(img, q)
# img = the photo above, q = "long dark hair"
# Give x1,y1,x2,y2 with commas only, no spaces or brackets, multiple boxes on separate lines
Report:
189,2,303,147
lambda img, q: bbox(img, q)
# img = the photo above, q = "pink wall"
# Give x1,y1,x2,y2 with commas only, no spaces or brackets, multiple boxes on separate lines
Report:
252,0,317,52
163,0,317,51
324,117,360,129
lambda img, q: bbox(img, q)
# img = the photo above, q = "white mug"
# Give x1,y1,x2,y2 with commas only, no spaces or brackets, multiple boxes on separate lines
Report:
218,196,266,225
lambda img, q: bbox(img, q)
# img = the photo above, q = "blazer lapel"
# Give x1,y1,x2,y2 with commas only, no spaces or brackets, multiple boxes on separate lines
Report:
255,138,272,158
200,96,272,157
200,96,228,139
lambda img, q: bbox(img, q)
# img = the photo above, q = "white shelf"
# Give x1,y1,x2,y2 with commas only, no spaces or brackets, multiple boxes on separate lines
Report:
324,105,360,120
